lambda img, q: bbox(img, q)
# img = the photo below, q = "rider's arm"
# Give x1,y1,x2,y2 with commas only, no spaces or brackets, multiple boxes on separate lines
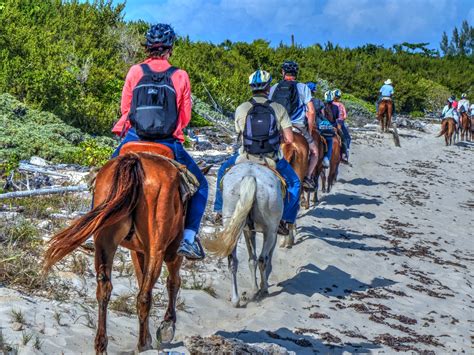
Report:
282,127,294,144
306,100,316,132
175,70,192,128
112,65,141,136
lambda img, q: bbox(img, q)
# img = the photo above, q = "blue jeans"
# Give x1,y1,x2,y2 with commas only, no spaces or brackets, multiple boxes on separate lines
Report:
112,128,208,233
213,154,301,224
323,136,333,160
338,120,351,150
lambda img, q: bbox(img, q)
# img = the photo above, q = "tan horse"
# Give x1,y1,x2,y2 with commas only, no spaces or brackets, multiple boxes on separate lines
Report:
377,99,393,133
460,112,471,141
43,143,187,354
437,118,457,146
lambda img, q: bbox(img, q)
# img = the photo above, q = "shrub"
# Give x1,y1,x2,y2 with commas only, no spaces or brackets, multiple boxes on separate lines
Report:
410,110,425,118
0,93,114,167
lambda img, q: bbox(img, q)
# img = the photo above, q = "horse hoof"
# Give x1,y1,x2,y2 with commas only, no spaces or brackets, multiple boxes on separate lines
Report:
231,298,241,308
156,320,175,344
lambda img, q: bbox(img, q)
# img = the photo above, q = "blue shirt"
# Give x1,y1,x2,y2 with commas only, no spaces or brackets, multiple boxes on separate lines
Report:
380,84,394,97
270,81,312,125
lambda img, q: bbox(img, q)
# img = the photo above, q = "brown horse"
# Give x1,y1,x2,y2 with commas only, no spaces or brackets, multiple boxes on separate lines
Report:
377,99,393,133
304,129,325,207
43,147,186,354
321,135,341,193
437,118,457,146
280,132,308,248
460,112,471,141
471,115,474,141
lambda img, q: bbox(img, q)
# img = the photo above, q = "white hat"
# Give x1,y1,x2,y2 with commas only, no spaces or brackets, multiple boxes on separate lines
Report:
384,79,392,85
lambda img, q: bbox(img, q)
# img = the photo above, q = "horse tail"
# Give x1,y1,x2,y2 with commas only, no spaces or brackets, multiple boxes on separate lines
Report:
205,176,256,257
43,154,144,273
437,120,448,137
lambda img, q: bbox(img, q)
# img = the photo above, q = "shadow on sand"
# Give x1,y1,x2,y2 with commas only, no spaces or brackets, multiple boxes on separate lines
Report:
216,327,381,354
320,192,383,207
274,263,396,298
295,225,395,254
302,207,376,220
337,178,392,186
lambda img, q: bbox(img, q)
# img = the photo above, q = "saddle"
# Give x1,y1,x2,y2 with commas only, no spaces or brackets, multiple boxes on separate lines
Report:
221,154,287,198
119,141,199,202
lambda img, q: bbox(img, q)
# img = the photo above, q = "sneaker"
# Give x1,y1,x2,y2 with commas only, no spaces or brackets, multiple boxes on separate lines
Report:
303,177,316,191
214,212,222,225
177,238,206,260
278,221,289,236
322,157,330,168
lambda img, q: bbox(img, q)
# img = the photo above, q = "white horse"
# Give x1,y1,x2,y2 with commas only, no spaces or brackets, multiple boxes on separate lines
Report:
205,161,283,307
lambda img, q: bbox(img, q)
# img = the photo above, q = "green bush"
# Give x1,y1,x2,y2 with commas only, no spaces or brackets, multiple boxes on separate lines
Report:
410,110,425,118
0,93,114,168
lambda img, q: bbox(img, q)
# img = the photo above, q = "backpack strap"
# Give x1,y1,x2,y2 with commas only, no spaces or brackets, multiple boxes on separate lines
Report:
140,63,154,75
165,66,179,78
140,64,179,78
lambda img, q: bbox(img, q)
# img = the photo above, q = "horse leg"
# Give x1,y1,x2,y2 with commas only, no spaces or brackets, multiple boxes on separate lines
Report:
157,254,183,344
305,190,310,209
228,247,240,307
94,221,131,354
244,230,258,297
284,223,296,248
257,228,278,297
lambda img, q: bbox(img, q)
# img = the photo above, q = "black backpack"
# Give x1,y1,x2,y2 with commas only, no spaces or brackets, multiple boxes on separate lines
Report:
243,99,280,155
312,98,325,121
271,80,300,117
128,64,179,140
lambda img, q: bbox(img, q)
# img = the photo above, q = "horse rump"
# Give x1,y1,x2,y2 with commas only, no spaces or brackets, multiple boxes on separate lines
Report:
43,154,144,272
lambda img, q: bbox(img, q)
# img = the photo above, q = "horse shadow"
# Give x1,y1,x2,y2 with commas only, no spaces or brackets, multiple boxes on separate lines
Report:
295,225,394,253
273,263,395,299
337,178,386,186
455,141,474,149
216,327,381,354
302,207,376,220
320,193,383,207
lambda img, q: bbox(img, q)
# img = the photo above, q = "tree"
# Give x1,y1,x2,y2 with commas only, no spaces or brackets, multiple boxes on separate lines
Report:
440,32,450,55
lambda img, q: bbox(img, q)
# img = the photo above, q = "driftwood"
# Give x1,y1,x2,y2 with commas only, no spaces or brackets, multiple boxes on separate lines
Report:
0,185,88,199
18,162,70,178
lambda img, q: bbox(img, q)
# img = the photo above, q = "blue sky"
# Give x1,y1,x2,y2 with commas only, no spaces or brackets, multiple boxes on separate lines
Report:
116,0,473,48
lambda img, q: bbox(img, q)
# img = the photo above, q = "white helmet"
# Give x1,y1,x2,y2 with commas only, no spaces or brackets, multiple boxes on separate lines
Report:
249,70,272,91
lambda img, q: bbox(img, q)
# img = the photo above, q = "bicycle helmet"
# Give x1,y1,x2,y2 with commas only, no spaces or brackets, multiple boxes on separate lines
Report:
306,82,317,92
324,90,334,103
333,89,342,98
145,24,176,49
281,60,299,75
249,70,272,91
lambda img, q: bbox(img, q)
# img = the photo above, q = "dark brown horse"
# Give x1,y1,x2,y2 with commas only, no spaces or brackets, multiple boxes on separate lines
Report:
321,135,341,193
43,144,186,354
377,99,393,133
437,118,457,146
460,112,471,141
304,129,325,207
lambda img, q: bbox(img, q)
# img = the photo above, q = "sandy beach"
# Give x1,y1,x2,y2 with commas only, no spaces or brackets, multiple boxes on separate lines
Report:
0,123,472,354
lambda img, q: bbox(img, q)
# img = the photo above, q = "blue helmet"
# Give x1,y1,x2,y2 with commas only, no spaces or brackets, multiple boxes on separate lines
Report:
333,89,342,98
281,60,299,75
306,82,317,93
145,24,176,49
